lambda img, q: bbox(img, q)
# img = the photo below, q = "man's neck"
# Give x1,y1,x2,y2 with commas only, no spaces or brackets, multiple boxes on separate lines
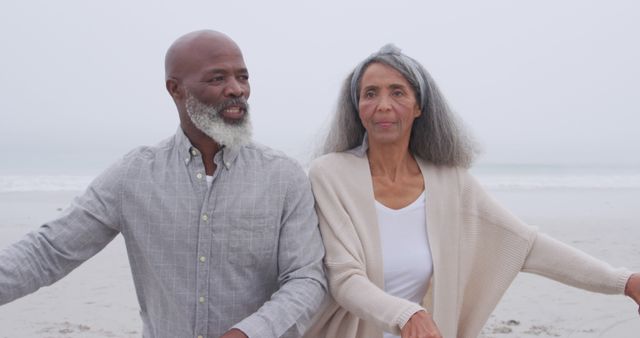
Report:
182,124,221,175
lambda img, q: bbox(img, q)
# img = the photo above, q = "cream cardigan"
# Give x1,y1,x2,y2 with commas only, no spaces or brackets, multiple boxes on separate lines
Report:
304,150,631,338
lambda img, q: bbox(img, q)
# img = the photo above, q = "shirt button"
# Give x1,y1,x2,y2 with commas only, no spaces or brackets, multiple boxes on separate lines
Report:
196,172,203,180
199,256,206,262
199,296,205,303
202,214,209,221
191,149,198,156
197,335,203,338
224,161,231,168
184,158,190,164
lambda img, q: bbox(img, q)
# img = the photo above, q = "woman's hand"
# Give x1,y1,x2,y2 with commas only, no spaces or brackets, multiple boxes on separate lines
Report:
625,273,640,315
400,310,442,338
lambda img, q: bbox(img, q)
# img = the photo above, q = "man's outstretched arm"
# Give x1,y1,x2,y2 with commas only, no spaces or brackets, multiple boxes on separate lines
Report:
0,163,123,305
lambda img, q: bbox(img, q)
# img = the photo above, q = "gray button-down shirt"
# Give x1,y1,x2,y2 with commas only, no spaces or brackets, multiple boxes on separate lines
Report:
0,128,327,338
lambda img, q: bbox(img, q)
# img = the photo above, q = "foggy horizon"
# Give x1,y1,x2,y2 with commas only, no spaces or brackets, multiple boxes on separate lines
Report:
1,1,639,175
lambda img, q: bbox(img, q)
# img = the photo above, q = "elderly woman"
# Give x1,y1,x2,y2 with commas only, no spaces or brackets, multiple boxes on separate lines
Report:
304,45,640,338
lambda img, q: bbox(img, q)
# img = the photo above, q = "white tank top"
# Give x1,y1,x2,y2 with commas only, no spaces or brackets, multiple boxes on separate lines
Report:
375,192,432,338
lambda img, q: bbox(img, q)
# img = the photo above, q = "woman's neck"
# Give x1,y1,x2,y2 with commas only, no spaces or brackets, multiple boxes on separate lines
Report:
367,139,419,181
367,137,424,210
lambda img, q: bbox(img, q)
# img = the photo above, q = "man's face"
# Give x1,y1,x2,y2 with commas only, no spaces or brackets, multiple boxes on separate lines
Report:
176,38,253,146
184,44,251,117
185,92,252,148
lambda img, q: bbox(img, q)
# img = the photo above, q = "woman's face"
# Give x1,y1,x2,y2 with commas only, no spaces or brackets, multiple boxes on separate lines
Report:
358,62,421,147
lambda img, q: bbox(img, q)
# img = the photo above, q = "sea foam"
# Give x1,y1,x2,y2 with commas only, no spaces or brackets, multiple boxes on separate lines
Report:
0,176,94,192
1,167,639,192
476,173,640,190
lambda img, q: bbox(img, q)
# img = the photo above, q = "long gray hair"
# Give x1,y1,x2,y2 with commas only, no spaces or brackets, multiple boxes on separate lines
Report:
320,44,477,168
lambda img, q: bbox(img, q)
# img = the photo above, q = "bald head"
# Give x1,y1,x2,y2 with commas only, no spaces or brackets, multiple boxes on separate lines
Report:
164,30,243,81
164,30,251,145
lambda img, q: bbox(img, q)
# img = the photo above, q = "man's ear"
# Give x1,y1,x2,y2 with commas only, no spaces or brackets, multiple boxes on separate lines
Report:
166,78,183,100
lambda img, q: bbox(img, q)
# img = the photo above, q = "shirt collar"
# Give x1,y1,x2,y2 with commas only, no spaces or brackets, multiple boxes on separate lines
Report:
176,127,196,165
220,144,241,170
175,127,242,170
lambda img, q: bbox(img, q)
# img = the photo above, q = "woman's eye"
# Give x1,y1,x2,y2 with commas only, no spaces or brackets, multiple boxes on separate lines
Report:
364,91,375,98
392,90,404,97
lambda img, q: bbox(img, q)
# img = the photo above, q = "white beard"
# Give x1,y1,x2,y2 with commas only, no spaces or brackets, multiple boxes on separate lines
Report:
185,93,252,148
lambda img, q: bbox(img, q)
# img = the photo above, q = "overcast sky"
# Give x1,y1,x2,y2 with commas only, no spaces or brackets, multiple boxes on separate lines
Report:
1,0,638,174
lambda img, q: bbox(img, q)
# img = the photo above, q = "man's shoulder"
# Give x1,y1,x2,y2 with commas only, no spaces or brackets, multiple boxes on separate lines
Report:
90,136,177,184
241,142,301,171
118,135,176,165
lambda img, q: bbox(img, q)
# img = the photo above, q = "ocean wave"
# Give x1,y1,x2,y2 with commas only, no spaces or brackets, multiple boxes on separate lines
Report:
476,174,640,190
1,173,640,192
0,176,94,192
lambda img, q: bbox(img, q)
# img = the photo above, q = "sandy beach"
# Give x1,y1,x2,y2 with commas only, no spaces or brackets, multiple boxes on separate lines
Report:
0,187,638,337
481,189,640,337
0,192,139,338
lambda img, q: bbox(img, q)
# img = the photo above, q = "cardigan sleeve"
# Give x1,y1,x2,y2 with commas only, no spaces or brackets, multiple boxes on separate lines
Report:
462,170,631,294
522,233,632,294
309,159,425,335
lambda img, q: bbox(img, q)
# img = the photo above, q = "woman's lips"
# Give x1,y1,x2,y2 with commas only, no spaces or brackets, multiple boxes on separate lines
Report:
375,121,395,128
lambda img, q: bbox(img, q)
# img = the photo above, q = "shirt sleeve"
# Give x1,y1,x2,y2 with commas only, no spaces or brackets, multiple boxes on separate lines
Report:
307,159,425,335
522,232,632,294
0,160,124,305
232,161,327,338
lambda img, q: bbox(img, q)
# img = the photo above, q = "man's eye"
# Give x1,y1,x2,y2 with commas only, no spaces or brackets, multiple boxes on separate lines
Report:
238,75,249,81
207,76,224,83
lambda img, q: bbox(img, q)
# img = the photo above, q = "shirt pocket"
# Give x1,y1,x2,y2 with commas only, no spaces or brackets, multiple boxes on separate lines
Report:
227,215,278,267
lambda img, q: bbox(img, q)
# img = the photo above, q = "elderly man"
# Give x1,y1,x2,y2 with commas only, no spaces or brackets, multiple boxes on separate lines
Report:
0,30,327,338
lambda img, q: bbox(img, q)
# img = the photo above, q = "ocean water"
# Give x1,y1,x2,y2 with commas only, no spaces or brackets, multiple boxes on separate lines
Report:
471,164,640,190
0,175,94,192
0,164,639,192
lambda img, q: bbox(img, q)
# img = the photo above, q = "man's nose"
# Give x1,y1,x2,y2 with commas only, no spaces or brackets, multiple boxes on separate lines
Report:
224,78,245,98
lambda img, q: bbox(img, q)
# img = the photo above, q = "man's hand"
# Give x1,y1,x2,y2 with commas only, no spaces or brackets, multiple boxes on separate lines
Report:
625,273,640,315
400,310,442,338
220,328,248,338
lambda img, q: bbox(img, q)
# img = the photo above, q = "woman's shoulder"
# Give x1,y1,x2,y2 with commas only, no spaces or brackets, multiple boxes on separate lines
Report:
309,151,363,176
416,157,469,183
